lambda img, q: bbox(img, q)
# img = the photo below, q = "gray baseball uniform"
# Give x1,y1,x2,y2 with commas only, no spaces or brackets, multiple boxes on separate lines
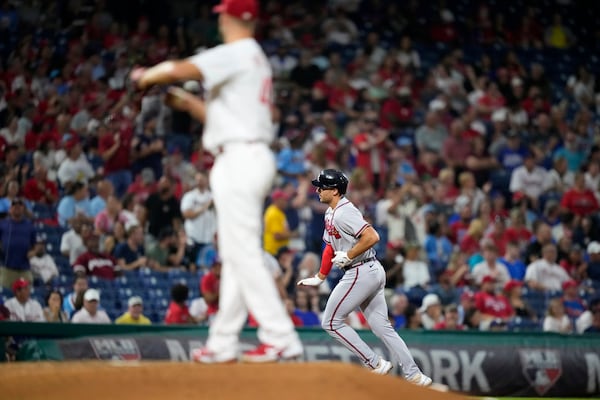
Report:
321,197,421,377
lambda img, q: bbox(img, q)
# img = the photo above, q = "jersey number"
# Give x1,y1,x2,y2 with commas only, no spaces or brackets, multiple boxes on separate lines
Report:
259,77,273,105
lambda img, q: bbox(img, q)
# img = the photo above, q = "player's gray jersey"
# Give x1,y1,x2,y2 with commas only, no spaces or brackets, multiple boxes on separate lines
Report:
323,197,376,263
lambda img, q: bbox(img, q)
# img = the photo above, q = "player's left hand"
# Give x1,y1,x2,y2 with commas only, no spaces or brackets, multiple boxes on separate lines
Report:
130,67,148,89
297,275,324,287
332,251,353,268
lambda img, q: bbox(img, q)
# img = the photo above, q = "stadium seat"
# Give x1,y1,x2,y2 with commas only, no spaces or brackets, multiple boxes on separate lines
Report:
508,318,542,332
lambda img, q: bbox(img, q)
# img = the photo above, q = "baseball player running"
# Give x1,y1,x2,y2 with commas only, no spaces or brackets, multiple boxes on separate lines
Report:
298,169,432,385
132,0,303,363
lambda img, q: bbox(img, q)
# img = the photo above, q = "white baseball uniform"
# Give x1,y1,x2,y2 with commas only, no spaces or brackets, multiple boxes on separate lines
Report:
321,197,423,378
189,38,301,356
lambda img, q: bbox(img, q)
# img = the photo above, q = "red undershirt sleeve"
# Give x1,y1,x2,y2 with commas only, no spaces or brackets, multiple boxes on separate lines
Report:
319,243,334,276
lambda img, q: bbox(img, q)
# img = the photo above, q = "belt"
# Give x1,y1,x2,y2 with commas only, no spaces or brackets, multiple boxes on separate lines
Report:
342,257,377,271
215,140,269,156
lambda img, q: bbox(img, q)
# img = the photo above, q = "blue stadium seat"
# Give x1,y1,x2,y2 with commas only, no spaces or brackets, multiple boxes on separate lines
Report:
508,318,542,332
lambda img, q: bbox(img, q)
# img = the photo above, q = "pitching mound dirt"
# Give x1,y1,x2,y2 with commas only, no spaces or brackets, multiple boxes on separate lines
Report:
0,361,467,400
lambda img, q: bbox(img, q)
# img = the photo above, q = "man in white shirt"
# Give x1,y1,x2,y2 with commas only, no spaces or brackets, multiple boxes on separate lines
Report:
60,217,89,264
471,242,511,289
509,152,547,209
4,278,45,322
180,171,217,264
29,237,59,284
56,138,96,188
525,243,570,291
71,288,111,324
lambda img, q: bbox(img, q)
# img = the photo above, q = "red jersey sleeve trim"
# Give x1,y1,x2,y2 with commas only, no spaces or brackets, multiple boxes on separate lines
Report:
354,223,370,238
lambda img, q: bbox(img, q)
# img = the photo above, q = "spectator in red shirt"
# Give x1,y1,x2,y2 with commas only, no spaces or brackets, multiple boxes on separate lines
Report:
451,199,474,241
327,72,357,116
430,9,458,44
433,304,465,330
351,111,390,195
513,14,544,48
72,234,120,280
22,164,58,205
0,135,6,160
505,208,532,245
490,193,509,221
561,172,599,217
485,216,509,256
97,119,132,198
379,86,414,131
476,82,506,120
455,213,478,252
442,119,471,170
474,275,514,322
560,244,587,281
200,256,221,318
435,168,460,206
165,283,196,325
127,168,158,204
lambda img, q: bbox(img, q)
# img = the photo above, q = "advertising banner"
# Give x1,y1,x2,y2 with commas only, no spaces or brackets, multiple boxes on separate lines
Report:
18,332,600,397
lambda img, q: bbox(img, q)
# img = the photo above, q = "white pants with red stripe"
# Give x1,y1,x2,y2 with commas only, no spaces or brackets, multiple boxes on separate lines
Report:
321,261,420,376
207,142,301,356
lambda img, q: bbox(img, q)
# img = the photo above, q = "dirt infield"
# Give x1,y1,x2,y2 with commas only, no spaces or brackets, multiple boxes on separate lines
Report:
0,361,467,400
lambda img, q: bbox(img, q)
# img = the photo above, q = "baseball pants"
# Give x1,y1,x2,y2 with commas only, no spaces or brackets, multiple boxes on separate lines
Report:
207,142,301,356
321,261,421,377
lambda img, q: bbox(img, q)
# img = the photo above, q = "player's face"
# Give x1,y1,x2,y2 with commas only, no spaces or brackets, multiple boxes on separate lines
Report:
316,187,336,203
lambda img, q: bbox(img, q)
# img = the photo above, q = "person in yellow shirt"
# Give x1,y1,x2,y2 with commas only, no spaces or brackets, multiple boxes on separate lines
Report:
263,189,298,255
544,13,574,49
115,296,152,325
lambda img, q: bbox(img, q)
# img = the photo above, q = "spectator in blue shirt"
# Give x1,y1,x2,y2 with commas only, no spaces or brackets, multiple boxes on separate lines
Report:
496,130,529,172
293,289,321,327
0,198,36,289
0,179,33,218
112,224,148,271
499,241,527,280
424,220,453,278
57,182,94,228
276,127,307,186
553,131,586,172
585,241,600,284
89,180,114,218
63,275,88,319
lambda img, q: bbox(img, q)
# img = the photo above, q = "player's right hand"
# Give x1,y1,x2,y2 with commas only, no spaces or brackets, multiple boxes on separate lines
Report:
297,275,325,287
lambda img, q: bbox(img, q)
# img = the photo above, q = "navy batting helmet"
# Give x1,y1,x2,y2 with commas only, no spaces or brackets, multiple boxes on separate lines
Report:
311,169,348,194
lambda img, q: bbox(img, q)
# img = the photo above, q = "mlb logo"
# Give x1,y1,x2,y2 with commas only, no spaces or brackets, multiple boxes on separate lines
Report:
90,338,141,361
519,349,562,395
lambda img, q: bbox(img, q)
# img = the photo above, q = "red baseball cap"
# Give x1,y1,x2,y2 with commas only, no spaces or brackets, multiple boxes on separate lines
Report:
271,189,290,201
12,278,29,292
64,137,80,151
460,290,475,301
481,275,496,284
503,279,523,293
562,279,577,290
213,0,258,21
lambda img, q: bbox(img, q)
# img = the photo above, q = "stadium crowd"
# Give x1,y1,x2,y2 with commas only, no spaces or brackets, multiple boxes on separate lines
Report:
0,0,600,350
